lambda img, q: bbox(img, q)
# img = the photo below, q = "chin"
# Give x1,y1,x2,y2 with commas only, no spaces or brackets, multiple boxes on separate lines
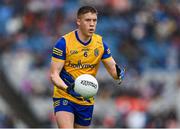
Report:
87,32,94,37
88,34,93,37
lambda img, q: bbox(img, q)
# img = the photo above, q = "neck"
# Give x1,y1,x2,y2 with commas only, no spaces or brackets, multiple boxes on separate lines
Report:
77,29,91,43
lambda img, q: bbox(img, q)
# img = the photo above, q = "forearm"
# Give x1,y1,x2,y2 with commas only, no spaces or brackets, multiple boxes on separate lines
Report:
102,57,125,86
103,58,118,79
106,64,119,79
50,72,68,91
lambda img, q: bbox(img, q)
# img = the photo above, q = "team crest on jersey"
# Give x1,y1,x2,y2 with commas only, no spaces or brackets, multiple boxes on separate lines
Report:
63,100,68,105
94,48,99,57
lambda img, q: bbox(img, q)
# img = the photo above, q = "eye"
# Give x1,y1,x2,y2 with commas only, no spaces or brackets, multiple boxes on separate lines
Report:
93,19,97,22
85,19,91,22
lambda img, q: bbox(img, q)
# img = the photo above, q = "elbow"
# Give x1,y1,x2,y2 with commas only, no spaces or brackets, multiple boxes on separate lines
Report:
50,72,56,83
50,74,54,83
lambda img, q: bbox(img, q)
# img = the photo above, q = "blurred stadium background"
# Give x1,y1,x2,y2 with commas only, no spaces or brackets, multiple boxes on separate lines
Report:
0,0,180,128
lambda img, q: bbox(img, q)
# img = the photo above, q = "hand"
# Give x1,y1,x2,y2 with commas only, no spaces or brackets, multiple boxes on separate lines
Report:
115,64,125,85
66,83,91,102
60,70,82,99
66,83,82,99
60,69,91,101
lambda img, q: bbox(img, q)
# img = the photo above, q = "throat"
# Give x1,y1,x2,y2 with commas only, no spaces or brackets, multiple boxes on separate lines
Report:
81,34,91,43
76,30,91,45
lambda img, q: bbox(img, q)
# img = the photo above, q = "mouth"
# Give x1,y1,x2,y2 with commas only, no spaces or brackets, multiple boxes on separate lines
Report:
89,29,94,33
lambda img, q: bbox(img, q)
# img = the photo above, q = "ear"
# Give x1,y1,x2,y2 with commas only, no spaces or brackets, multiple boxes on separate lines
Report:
76,18,80,26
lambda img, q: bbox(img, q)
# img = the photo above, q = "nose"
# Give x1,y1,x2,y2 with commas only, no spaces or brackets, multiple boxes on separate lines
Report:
90,21,94,27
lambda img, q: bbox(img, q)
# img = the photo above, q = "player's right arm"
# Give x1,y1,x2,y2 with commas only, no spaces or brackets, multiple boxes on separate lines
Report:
50,58,82,98
50,60,68,91
50,37,82,98
50,37,68,91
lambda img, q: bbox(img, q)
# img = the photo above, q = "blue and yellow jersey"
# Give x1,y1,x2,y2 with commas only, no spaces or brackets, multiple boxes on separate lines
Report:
51,30,112,105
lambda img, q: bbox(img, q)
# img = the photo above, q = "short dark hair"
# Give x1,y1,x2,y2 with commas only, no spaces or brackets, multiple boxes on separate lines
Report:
77,6,97,18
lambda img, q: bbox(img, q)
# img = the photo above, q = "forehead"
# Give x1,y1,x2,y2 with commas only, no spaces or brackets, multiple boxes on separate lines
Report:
79,12,97,19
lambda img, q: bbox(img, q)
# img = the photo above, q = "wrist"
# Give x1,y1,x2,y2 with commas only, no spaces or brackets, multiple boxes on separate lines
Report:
63,86,68,91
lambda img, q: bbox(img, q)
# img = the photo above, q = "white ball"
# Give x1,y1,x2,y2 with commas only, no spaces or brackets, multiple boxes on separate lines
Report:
74,74,99,98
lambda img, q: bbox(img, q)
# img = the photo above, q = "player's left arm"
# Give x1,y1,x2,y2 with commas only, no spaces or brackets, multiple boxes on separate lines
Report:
102,57,125,85
102,57,117,79
101,40,125,85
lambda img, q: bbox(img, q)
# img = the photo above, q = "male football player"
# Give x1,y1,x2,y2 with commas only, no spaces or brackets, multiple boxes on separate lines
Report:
50,6,125,128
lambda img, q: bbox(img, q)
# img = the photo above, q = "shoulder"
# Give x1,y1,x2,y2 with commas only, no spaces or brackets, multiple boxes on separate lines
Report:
92,33,104,46
55,37,66,47
63,30,75,39
55,30,75,46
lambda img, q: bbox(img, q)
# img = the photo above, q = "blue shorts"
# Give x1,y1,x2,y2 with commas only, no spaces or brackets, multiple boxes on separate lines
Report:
53,98,94,126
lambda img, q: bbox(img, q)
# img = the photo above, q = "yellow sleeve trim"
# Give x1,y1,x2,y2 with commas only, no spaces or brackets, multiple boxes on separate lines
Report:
101,56,112,61
51,57,65,62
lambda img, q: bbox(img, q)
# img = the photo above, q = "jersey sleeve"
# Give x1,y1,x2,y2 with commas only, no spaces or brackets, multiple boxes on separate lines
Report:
52,37,66,61
101,41,112,60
